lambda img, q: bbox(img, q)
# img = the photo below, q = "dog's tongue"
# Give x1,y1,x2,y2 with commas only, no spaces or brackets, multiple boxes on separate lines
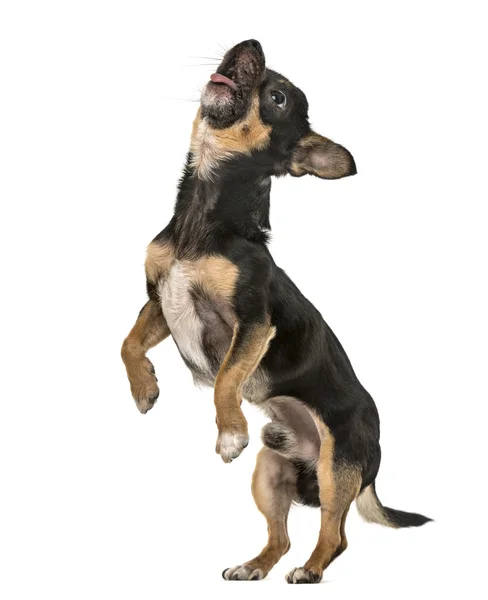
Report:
210,73,238,90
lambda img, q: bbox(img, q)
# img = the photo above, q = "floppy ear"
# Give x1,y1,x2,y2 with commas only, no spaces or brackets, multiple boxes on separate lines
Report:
288,132,357,179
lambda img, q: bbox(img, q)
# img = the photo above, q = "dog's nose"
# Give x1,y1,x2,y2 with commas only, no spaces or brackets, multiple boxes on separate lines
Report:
244,39,263,56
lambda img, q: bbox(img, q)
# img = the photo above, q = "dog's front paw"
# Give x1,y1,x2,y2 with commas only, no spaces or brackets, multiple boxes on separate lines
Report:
129,358,160,414
215,431,249,463
285,567,322,584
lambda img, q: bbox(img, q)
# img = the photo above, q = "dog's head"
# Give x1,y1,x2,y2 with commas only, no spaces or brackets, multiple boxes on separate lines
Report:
191,39,356,182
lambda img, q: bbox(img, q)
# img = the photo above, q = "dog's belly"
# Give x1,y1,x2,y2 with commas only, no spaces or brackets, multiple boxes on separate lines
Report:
158,260,271,400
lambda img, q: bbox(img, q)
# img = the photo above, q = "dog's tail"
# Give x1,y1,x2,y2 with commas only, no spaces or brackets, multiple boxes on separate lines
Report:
356,482,432,528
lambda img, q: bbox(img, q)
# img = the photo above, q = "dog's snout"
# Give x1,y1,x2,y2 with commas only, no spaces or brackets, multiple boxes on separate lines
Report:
202,39,266,127
245,39,263,56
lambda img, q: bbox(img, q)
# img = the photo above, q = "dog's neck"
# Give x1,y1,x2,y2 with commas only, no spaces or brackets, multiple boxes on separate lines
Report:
173,159,271,252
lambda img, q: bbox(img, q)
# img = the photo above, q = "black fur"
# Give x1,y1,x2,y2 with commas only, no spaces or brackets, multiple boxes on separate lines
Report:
294,461,321,508
371,483,433,527
261,422,295,453
149,40,429,525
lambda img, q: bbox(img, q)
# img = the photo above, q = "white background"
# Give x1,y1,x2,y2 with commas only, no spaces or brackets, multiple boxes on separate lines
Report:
1,1,487,598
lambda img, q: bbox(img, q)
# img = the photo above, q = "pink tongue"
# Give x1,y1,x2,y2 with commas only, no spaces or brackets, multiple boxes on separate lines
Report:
210,73,238,90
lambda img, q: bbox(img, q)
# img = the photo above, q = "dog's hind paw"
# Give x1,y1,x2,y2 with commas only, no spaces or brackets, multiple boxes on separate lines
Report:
285,567,322,584
222,565,264,581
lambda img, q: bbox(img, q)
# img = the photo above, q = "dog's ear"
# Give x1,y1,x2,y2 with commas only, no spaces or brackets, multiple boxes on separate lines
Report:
288,132,357,180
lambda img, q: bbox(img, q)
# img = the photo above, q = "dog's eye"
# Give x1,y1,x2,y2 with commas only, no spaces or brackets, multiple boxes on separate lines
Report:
270,90,286,108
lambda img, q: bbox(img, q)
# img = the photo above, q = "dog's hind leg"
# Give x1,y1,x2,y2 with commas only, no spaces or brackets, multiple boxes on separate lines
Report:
222,447,296,581
121,299,170,414
286,428,361,584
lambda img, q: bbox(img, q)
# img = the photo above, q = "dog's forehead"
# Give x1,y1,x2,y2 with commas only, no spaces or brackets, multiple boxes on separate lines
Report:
263,69,292,88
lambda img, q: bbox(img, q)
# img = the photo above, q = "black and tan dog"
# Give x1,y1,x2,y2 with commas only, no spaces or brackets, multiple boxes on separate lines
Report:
122,39,431,584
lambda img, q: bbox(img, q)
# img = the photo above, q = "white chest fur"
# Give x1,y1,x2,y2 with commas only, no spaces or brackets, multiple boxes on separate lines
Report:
157,258,271,402
158,261,210,374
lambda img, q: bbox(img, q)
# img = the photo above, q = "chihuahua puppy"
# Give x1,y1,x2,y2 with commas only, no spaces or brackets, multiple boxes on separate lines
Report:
122,39,431,584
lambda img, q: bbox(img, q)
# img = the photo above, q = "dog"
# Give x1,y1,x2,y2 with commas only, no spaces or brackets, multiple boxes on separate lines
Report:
121,39,431,584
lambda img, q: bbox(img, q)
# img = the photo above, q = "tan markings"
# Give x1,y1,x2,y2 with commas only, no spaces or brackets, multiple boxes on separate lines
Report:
298,418,361,578
215,319,276,433
190,96,271,180
241,447,296,577
308,408,330,440
335,506,350,559
145,241,174,284
147,250,237,301
121,300,170,413
193,255,238,301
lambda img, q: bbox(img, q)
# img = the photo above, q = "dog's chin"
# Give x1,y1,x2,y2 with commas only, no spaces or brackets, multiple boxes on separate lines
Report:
202,81,233,106
201,82,243,128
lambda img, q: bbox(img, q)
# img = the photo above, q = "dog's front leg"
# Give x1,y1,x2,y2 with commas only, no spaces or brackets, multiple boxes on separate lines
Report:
121,300,170,414
214,319,275,463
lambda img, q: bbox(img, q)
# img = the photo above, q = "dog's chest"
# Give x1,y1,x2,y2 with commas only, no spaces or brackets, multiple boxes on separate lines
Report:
159,261,208,372
156,256,270,401
158,259,234,380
